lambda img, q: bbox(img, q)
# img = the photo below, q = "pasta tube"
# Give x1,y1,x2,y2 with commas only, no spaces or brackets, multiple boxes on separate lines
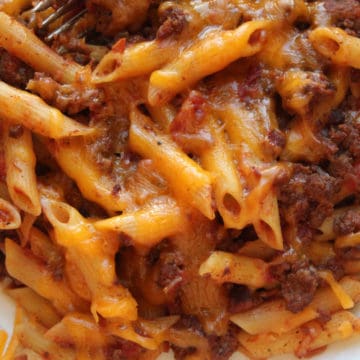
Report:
0,11,86,83
129,108,214,219
239,311,360,359
5,238,86,314
92,38,179,83
201,117,244,228
47,138,128,212
94,196,186,247
309,27,360,69
148,20,272,105
199,251,273,288
231,277,360,335
42,199,138,321
3,123,40,215
0,198,21,229
0,81,94,138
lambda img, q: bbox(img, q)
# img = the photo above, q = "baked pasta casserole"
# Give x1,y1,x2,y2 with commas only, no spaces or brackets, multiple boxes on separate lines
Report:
0,0,360,359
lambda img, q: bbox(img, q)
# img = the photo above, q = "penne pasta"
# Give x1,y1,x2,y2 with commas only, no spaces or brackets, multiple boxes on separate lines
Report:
64,254,92,302
0,197,21,229
319,271,354,310
0,11,86,83
237,239,277,260
42,199,138,321
335,232,360,249
201,116,244,228
148,20,272,105
106,321,158,351
199,251,273,288
0,81,94,138
94,196,186,247
239,310,360,359
46,313,108,348
147,103,177,132
6,287,61,328
254,190,284,250
18,213,36,246
92,38,179,83
28,227,63,268
231,277,360,335
47,138,129,212
309,27,360,69
129,108,214,219
5,238,86,314
3,122,41,216
16,316,76,360
281,117,326,162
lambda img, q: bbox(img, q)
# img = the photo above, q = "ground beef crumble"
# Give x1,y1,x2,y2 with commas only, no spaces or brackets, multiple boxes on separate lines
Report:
334,209,360,236
105,338,143,360
157,7,186,40
208,326,239,360
270,260,319,313
227,284,263,313
278,164,339,233
324,0,360,36
0,48,34,88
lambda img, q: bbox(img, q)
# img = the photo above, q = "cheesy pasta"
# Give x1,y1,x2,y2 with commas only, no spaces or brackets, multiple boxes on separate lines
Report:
0,0,360,359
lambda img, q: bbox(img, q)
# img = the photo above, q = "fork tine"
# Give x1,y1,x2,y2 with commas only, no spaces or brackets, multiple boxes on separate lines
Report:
31,0,55,13
41,0,79,28
45,8,87,41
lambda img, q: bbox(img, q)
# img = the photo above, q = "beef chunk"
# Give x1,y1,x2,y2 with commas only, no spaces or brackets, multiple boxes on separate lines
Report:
216,226,257,253
281,268,318,313
328,154,353,179
208,327,239,360
324,0,360,36
321,257,345,280
328,109,345,126
278,165,339,231
157,7,186,40
296,223,315,244
329,122,360,161
324,94,360,190
157,250,184,293
172,346,197,360
333,209,360,236
228,285,263,313
281,267,318,312
28,74,104,115
0,48,33,88
271,260,319,313
105,338,142,360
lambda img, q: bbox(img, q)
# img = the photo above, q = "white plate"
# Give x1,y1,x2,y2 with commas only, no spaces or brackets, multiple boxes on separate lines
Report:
1,287,360,359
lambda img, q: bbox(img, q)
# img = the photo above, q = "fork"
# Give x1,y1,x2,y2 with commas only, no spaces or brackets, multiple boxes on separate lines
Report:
30,0,87,41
